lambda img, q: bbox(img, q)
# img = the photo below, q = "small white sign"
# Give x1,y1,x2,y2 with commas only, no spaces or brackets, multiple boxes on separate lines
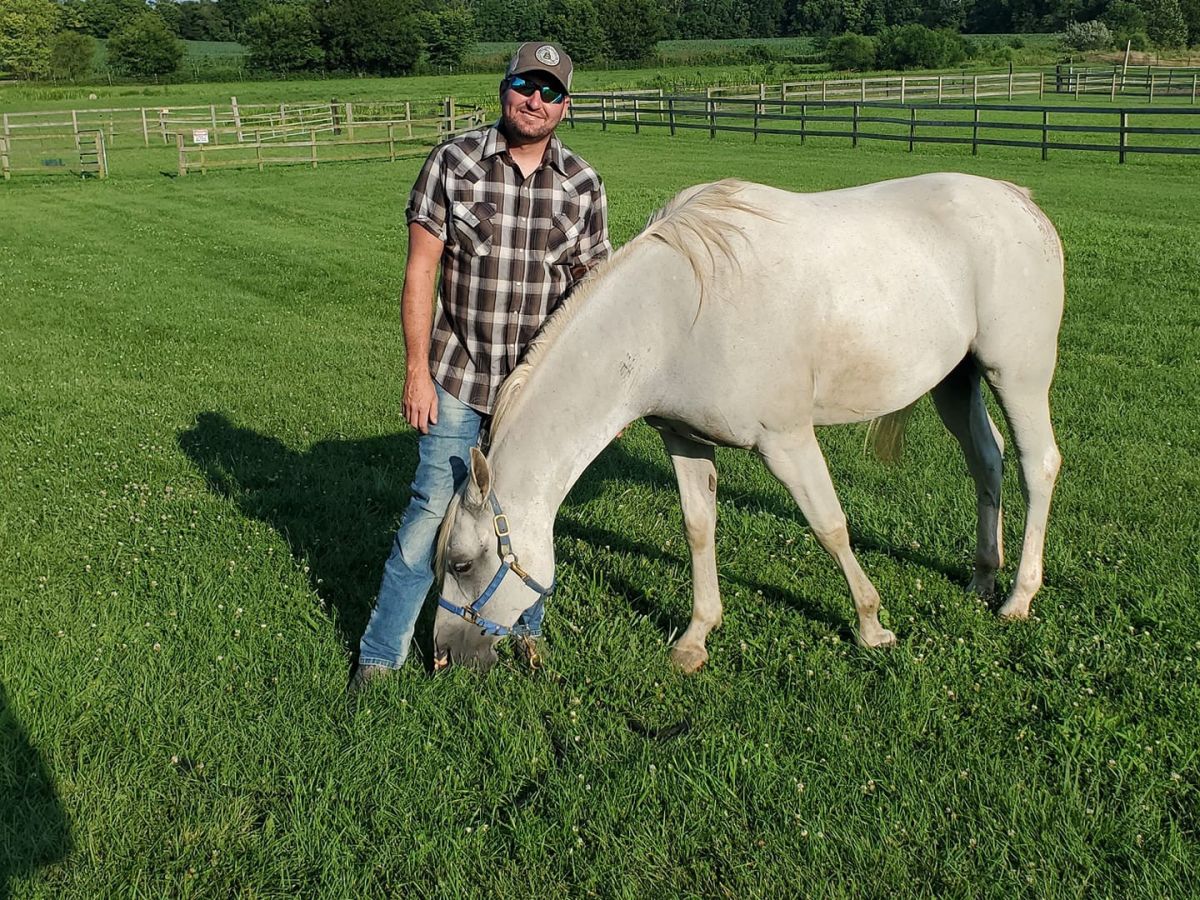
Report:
192,129,209,144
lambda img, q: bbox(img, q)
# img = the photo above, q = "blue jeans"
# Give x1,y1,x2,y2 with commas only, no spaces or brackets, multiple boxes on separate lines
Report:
358,382,544,669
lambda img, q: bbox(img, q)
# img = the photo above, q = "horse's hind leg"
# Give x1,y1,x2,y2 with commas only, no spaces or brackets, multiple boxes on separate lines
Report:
931,358,1005,597
660,429,721,673
759,427,896,648
983,368,1062,620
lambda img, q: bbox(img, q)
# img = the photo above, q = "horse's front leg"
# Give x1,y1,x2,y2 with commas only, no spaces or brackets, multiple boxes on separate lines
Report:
660,430,721,673
759,427,897,649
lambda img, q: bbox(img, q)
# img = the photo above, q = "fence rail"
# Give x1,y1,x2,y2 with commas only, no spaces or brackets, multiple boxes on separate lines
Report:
1054,65,1200,102
175,107,485,175
0,128,107,179
569,93,1200,163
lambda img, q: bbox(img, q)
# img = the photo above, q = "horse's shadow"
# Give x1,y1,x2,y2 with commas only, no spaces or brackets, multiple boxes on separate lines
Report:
0,683,71,898
178,413,968,655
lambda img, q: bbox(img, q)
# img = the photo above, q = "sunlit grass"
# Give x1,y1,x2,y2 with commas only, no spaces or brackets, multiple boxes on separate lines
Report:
1,130,1198,896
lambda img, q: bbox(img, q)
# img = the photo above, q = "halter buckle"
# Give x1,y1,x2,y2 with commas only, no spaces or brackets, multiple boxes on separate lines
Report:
493,513,511,538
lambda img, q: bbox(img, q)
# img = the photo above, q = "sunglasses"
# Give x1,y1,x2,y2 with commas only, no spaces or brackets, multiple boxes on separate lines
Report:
506,75,566,104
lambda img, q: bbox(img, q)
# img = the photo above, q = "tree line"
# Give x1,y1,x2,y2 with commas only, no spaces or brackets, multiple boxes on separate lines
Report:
1,0,1197,81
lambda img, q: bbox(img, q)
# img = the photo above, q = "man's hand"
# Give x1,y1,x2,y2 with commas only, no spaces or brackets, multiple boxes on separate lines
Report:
403,369,439,434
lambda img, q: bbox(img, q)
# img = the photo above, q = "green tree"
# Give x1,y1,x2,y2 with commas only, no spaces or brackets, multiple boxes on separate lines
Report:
215,0,266,40
877,23,964,69
49,28,95,78
1178,0,1199,44
599,0,663,60
79,0,150,38
420,4,477,68
678,0,750,38
244,4,323,72
542,0,606,62
154,0,183,35
0,0,60,77
106,11,183,75
1140,0,1188,46
825,31,876,69
178,0,231,40
314,0,422,76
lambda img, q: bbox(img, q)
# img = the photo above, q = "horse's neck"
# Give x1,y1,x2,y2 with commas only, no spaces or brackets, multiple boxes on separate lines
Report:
488,243,687,519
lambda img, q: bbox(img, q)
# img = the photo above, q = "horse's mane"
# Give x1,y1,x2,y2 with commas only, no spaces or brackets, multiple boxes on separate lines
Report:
491,179,768,435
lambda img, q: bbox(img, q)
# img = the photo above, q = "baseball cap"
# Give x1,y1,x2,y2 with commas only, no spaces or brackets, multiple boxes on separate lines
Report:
505,42,573,94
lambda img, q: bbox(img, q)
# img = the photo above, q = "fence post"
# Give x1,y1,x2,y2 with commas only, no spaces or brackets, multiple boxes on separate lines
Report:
232,96,243,142
159,108,167,143
668,98,676,137
938,75,944,104
256,136,263,173
851,103,859,148
753,95,759,142
1148,73,1155,103
1075,70,1082,100
973,75,979,103
139,108,149,146
1041,109,1049,161
0,135,9,181
1119,111,1128,163
900,76,906,104
346,102,355,139
1192,74,1197,104
209,104,218,144
330,97,341,136
176,132,185,176
706,87,715,139
1111,71,1118,102
908,106,915,152
96,130,107,179
601,95,607,131
822,80,828,102
388,124,396,162
310,129,318,169
633,97,640,134
1039,71,1045,100
972,106,980,156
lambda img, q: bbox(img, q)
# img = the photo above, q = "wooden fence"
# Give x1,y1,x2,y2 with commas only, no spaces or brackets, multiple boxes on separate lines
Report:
0,128,107,179
1055,65,1200,102
569,93,1200,163
175,106,485,175
0,97,477,151
709,71,1047,105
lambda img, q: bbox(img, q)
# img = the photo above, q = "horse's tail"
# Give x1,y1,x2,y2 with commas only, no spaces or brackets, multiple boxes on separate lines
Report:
866,401,919,464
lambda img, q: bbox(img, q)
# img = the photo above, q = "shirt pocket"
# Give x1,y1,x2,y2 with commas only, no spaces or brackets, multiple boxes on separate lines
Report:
449,200,494,257
546,211,583,266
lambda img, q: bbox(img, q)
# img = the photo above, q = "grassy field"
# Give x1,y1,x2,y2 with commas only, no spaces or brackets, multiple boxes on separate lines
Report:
2,121,1199,896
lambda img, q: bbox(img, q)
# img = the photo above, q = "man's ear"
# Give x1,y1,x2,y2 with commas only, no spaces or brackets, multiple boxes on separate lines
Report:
465,446,491,510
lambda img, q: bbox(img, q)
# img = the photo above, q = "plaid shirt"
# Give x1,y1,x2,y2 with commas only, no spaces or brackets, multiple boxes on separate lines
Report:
406,123,611,413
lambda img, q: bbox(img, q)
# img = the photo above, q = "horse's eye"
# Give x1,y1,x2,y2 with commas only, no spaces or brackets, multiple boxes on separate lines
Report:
452,561,473,575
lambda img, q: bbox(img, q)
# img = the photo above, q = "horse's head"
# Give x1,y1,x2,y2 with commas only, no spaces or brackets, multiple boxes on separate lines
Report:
433,448,555,672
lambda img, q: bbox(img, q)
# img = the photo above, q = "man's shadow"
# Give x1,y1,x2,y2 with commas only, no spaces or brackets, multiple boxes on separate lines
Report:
179,412,966,657
0,683,71,899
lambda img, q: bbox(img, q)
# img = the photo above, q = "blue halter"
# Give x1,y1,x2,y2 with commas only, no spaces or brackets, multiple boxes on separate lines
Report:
436,491,554,638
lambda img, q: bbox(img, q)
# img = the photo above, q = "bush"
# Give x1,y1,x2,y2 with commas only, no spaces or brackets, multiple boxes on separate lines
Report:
49,29,94,80
106,13,183,76
877,24,965,71
420,5,477,70
1141,0,1188,47
825,33,876,71
244,5,323,73
314,0,421,76
1063,19,1112,50
599,0,663,63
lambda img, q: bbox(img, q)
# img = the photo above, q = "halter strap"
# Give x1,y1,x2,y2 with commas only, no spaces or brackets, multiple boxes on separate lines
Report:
436,490,554,638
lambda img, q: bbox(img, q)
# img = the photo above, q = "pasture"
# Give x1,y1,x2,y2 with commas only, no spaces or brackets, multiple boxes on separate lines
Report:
2,127,1199,896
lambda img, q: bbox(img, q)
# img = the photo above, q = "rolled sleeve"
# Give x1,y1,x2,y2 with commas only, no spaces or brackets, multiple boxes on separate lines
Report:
406,146,450,242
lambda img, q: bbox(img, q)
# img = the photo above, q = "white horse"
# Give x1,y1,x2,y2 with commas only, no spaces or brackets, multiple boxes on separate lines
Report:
433,174,1064,672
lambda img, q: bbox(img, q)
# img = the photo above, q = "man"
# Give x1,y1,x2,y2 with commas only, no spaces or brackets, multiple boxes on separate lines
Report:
354,42,611,684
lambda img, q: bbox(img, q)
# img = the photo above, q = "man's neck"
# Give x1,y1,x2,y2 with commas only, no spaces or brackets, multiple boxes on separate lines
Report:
503,126,553,179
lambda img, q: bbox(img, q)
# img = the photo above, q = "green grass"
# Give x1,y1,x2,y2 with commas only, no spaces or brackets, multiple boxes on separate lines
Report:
2,127,1199,897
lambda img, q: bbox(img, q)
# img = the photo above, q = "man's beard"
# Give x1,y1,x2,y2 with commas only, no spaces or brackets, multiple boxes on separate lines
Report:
502,110,557,143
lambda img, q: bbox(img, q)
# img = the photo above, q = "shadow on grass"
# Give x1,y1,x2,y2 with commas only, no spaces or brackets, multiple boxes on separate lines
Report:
0,684,71,899
178,412,967,658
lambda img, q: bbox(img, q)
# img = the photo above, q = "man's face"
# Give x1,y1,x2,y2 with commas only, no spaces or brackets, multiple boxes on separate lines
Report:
500,74,570,144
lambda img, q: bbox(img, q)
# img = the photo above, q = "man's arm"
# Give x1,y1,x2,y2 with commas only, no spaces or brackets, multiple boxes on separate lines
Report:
401,222,445,435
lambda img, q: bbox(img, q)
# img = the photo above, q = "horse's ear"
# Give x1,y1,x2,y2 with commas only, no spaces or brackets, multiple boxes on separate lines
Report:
465,446,491,510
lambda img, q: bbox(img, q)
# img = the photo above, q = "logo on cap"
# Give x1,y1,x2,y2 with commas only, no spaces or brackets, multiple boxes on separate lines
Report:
534,45,560,66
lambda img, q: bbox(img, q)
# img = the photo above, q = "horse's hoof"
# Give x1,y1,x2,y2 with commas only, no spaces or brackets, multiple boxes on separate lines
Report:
967,574,997,598
998,599,1031,620
670,645,708,674
859,628,897,649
